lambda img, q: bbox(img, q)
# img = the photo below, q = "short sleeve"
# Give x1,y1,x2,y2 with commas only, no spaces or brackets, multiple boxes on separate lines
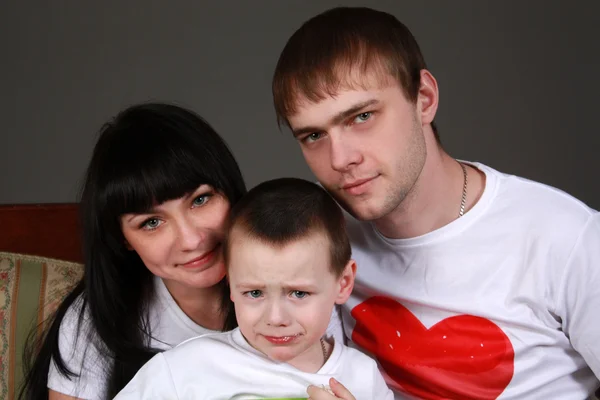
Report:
48,298,109,399
559,213,600,378
114,353,178,399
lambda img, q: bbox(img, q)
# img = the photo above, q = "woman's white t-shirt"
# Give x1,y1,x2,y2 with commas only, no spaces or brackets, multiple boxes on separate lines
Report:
48,276,217,399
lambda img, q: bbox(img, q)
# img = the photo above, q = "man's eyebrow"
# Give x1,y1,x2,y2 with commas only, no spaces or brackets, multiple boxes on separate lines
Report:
292,99,379,137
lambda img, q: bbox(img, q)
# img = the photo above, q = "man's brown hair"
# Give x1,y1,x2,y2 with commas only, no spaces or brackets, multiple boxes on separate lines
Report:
272,6,438,140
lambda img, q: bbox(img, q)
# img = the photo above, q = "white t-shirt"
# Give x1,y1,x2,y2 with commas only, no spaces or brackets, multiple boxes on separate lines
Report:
115,327,394,400
48,276,217,399
334,162,600,399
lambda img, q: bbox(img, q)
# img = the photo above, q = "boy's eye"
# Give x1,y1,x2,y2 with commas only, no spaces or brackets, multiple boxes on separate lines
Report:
246,290,262,299
292,291,308,299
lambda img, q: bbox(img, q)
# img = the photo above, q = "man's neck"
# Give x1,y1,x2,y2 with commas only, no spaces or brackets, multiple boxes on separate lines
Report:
374,136,485,239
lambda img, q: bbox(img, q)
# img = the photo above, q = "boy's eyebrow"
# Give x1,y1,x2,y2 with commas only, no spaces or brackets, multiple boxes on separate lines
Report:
233,282,319,290
234,283,266,290
292,99,380,137
282,283,318,290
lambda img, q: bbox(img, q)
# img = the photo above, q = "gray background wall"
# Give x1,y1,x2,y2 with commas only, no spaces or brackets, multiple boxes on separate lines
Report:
1,1,599,208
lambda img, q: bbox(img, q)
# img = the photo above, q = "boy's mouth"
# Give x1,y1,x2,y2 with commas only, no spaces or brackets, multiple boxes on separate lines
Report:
263,334,300,344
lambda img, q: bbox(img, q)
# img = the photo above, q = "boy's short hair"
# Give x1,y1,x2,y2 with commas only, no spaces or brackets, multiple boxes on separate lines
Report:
272,6,438,140
224,178,351,276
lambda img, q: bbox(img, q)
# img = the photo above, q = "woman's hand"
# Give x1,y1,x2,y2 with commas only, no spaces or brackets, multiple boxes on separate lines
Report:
307,378,356,400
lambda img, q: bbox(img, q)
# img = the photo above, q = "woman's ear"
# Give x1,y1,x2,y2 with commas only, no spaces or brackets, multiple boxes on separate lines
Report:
335,259,356,305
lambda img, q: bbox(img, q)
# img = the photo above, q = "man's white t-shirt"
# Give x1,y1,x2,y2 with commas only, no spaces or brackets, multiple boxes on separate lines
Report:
334,162,600,399
48,276,217,399
115,327,394,400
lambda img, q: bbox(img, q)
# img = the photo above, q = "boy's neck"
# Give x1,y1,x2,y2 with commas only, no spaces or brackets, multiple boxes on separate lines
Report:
244,332,333,373
286,337,332,373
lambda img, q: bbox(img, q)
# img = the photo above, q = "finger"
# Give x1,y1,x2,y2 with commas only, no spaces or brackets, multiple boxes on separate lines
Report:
329,377,356,400
307,384,336,399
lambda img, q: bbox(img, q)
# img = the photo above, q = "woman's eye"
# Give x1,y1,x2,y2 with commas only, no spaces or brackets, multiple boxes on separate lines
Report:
292,291,308,299
192,194,210,207
142,218,161,230
354,112,372,123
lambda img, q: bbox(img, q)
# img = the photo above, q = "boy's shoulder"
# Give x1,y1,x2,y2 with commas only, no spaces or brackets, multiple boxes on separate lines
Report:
175,329,232,348
334,339,378,369
164,330,236,362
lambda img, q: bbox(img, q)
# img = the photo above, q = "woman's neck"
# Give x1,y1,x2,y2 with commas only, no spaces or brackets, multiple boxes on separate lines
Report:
163,278,225,331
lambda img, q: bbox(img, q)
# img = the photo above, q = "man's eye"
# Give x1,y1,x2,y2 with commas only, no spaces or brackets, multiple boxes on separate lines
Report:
354,112,372,123
303,132,323,143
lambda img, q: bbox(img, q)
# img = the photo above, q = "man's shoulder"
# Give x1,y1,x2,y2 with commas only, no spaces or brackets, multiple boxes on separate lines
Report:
480,162,596,227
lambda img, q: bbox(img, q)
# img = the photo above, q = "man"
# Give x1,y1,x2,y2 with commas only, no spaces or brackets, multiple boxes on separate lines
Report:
272,6,600,400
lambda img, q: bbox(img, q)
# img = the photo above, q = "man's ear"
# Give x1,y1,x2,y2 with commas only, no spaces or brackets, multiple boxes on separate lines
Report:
417,69,439,127
335,259,356,305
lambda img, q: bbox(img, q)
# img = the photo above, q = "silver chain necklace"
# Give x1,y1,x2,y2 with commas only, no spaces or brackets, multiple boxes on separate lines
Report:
320,337,328,363
458,162,468,217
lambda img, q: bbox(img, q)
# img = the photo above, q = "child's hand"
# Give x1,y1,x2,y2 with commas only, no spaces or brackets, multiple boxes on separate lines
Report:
307,378,356,400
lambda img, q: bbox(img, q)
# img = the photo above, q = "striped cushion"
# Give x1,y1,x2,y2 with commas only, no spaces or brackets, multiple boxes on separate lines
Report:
0,252,83,399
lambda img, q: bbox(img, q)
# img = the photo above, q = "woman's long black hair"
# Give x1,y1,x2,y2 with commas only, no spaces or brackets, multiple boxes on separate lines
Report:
20,103,246,399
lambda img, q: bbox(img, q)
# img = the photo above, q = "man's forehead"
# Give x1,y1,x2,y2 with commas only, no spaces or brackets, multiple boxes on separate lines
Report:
294,87,377,109
288,84,388,129
291,67,393,110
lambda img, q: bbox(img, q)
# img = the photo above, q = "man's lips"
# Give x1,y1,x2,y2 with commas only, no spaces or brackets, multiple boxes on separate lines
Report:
341,175,378,195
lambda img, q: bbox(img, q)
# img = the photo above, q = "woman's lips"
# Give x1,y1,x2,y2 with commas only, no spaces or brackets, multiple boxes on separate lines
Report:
180,246,219,269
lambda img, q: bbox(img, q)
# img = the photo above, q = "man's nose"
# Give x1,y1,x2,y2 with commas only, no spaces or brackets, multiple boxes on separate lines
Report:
329,133,363,172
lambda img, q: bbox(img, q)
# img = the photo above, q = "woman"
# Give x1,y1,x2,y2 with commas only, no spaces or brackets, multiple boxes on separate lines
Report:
20,103,246,399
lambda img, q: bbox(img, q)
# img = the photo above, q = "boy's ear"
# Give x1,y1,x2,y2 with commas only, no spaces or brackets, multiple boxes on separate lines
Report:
335,259,356,305
226,274,235,302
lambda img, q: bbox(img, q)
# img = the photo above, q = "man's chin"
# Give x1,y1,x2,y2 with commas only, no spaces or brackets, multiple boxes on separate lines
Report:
338,198,387,222
350,208,387,222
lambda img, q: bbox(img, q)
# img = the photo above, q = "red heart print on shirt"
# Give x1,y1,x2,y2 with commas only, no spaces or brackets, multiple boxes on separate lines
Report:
351,296,514,400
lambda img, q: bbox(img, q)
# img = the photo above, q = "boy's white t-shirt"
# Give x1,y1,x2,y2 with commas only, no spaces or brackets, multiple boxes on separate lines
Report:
48,276,217,399
115,327,394,400
334,162,600,399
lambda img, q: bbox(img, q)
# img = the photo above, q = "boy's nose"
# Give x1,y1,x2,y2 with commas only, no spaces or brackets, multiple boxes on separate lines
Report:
265,299,291,327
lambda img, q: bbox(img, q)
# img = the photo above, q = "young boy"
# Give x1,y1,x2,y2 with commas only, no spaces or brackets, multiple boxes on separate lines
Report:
115,178,393,399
